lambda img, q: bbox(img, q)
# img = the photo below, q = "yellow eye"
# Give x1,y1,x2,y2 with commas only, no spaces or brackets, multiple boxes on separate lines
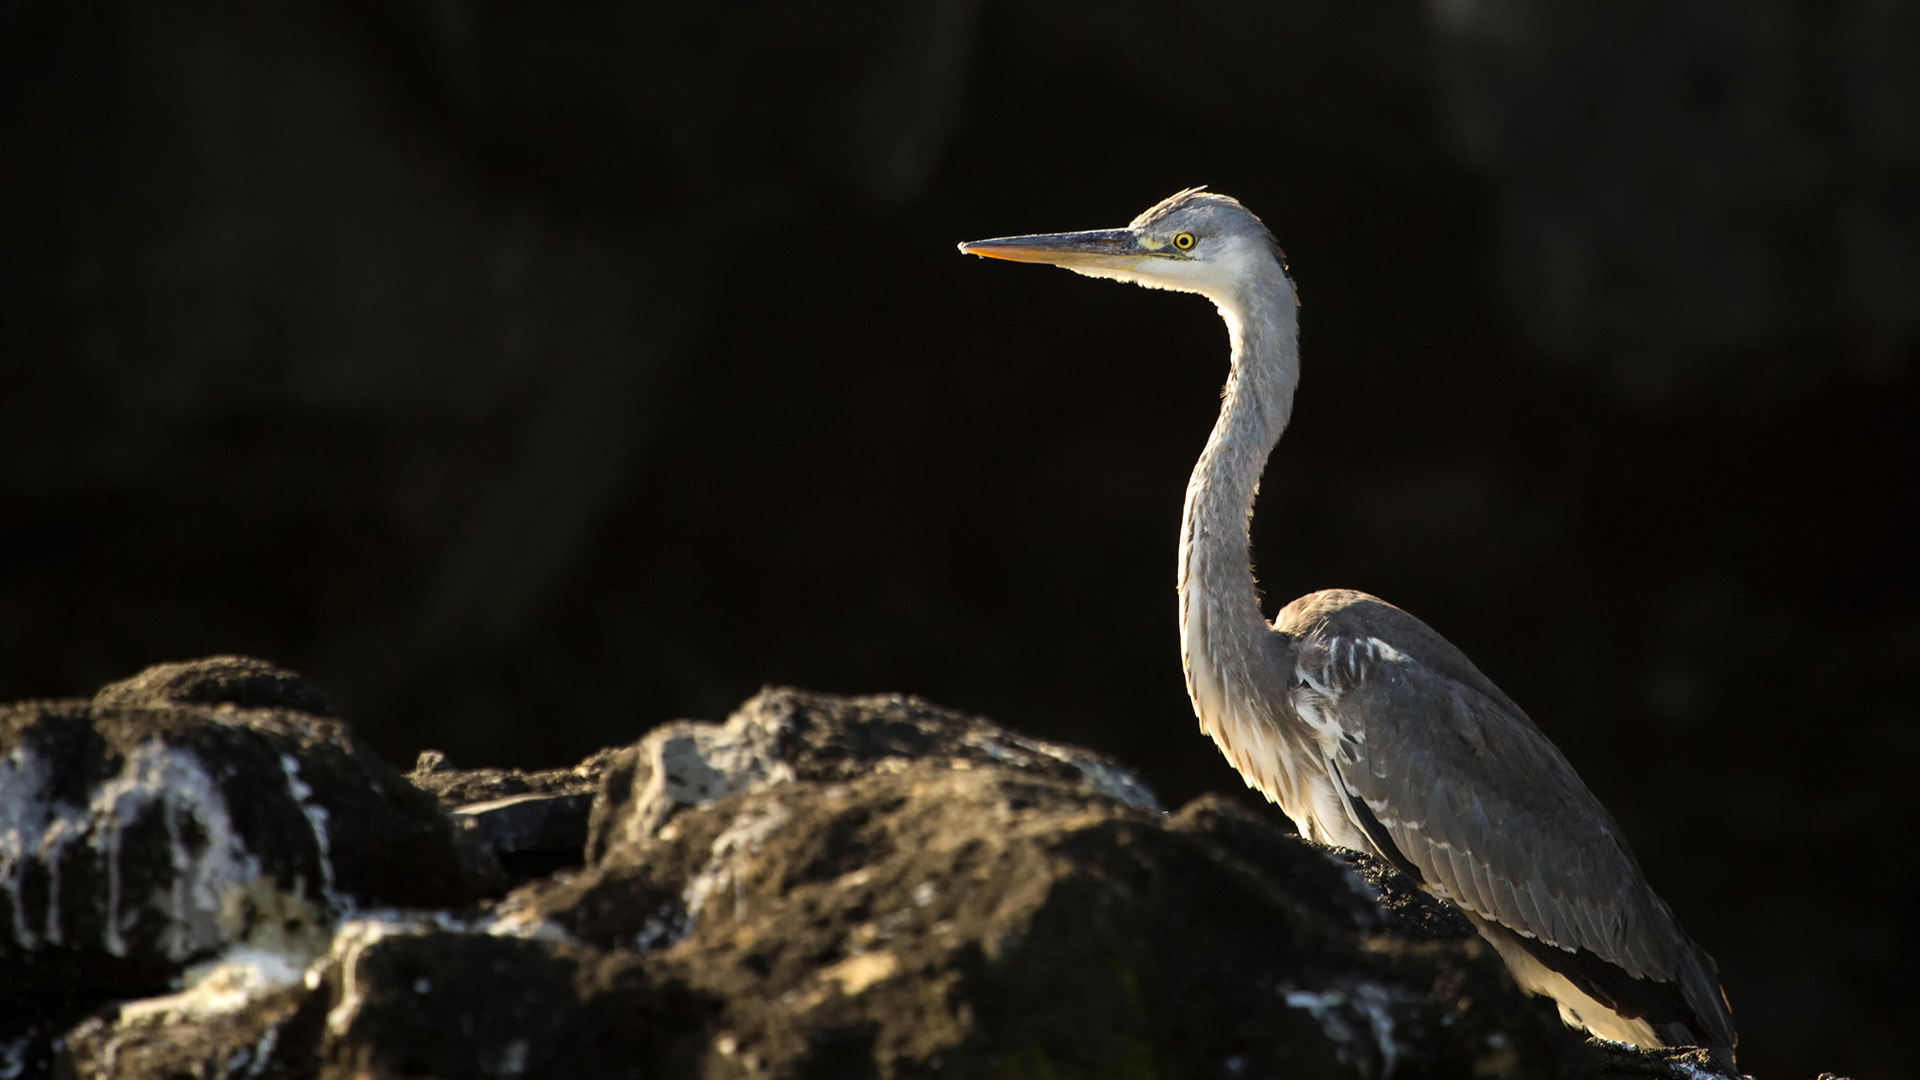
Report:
1174,232,1195,250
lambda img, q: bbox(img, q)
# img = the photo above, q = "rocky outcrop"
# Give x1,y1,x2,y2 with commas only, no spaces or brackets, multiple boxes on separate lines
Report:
2,659,1794,1079
0,658,472,1073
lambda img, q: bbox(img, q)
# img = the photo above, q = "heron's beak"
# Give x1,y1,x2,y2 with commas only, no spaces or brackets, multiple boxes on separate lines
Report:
956,228,1153,271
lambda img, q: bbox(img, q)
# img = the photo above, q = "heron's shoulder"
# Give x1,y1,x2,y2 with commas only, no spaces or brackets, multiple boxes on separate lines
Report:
1273,590,1524,717
1272,588,1436,646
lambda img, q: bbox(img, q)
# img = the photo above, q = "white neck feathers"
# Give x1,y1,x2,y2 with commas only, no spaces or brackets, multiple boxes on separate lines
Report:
1176,258,1303,808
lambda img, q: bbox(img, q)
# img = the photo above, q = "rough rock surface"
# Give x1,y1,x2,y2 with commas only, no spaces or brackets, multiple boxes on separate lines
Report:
408,747,622,808
410,748,623,889
0,657,472,1074
3,663,1816,1079
581,688,1162,863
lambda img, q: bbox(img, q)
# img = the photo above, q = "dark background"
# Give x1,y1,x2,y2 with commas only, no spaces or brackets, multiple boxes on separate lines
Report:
3,1,1916,1076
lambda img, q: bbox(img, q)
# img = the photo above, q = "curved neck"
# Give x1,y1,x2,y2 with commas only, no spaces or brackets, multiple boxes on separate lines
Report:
1178,273,1300,724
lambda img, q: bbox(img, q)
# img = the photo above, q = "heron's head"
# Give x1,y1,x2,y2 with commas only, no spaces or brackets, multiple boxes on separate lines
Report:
957,188,1288,306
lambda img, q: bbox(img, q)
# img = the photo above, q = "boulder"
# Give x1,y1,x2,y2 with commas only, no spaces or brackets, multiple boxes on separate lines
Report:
503,759,1586,1078
0,657,472,1073
58,920,713,1080
5,666,1799,1079
580,688,1162,862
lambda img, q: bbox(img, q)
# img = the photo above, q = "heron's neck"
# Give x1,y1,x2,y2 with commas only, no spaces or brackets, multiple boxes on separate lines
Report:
1179,276,1300,723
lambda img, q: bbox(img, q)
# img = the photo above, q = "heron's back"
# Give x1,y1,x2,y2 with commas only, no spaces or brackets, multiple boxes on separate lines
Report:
1268,588,1737,1057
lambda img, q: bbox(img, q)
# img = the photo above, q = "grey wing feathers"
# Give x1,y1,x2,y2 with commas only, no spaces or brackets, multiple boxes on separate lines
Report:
1278,593,1734,1053
1299,633,1680,981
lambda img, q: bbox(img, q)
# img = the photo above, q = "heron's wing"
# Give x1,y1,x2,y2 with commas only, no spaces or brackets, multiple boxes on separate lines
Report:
1292,635,1679,981
1292,631,1738,1053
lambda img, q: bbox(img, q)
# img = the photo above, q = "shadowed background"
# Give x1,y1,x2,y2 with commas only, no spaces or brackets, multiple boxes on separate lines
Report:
3,1,1916,1076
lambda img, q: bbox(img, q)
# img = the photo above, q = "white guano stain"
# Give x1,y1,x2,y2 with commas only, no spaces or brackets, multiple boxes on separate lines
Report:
2,733,362,968
94,742,263,960
0,745,92,952
1282,979,1417,1079
0,1033,29,1080
0,743,52,948
4,740,266,960
323,915,430,1035
278,754,339,913
681,801,792,934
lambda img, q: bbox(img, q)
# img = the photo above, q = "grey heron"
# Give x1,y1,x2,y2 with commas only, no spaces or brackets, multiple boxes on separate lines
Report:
959,189,1737,1064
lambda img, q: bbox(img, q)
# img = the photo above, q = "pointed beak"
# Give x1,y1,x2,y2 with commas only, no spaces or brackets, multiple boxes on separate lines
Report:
956,228,1151,271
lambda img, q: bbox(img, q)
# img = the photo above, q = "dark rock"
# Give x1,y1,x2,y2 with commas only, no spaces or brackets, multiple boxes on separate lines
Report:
58,922,715,1080
583,687,1161,864
61,979,323,1080
407,746,625,890
455,793,597,883
1325,852,1479,944
22,677,1786,1079
407,747,623,808
453,792,596,854
92,655,337,717
495,745,1596,1079
1173,793,1478,943
311,928,712,1080
1588,1041,1769,1079
443,814,514,900
0,658,471,1064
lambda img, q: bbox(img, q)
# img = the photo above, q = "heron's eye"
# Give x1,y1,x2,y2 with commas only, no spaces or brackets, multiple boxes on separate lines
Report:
1174,232,1196,250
